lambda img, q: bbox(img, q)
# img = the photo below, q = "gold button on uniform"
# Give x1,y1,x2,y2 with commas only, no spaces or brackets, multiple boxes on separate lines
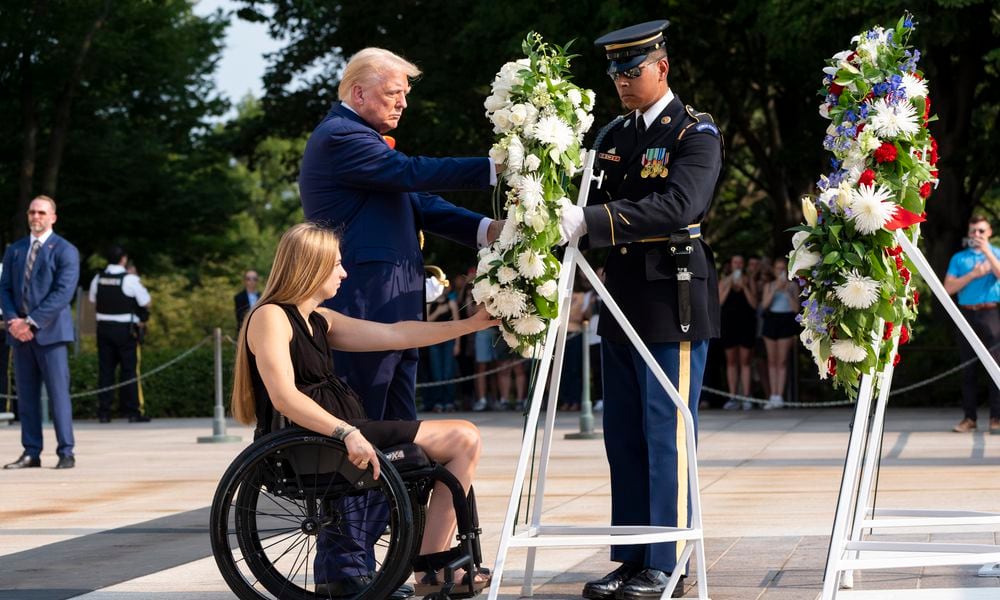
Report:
620,246,628,255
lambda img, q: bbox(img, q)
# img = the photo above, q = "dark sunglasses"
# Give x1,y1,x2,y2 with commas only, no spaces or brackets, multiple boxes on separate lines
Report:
608,62,653,81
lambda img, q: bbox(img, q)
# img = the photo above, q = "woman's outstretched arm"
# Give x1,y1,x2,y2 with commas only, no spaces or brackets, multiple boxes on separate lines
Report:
320,306,498,353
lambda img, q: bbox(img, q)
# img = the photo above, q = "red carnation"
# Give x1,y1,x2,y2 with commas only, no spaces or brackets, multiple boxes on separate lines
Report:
931,170,939,179
900,325,910,345
830,82,844,95
886,246,903,256
893,353,901,366
895,255,904,269
928,137,939,165
874,142,898,163
924,96,932,123
859,169,876,186
828,357,837,376
920,182,932,198
884,322,894,341
913,291,920,306
856,123,866,134
900,267,911,284
847,52,858,63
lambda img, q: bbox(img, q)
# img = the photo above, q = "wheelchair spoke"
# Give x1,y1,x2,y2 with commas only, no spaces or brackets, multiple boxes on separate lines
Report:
235,527,304,565
277,530,310,598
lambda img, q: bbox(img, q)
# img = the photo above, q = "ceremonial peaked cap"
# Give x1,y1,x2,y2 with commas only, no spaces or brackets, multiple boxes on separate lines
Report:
594,20,669,73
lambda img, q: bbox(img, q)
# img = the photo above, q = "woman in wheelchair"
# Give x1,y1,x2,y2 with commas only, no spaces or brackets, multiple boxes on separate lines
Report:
229,223,496,598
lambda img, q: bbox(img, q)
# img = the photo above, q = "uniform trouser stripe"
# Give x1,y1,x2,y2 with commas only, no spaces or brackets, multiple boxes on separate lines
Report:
676,341,690,563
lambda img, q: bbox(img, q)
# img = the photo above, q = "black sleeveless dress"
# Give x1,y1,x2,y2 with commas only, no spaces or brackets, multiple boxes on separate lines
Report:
249,303,420,447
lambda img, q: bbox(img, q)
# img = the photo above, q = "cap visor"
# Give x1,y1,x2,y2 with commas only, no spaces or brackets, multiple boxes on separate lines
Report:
608,54,647,73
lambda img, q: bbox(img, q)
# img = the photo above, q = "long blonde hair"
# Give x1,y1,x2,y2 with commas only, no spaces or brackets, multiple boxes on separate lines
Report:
231,223,342,424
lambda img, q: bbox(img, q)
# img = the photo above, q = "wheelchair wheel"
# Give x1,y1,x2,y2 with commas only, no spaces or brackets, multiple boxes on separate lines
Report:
210,428,418,599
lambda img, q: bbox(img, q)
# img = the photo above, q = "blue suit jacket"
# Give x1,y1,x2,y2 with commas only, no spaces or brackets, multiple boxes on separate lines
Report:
299,102,491,323
0,233,80,346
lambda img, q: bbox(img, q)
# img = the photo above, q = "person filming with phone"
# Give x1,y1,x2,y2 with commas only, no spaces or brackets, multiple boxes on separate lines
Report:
944,215,1000,434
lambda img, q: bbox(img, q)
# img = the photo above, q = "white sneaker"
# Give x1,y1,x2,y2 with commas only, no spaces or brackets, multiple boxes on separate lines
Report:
472,397,488,412
741,400,754,411
592,400,604,412
723,399,740,410
764,395,784,410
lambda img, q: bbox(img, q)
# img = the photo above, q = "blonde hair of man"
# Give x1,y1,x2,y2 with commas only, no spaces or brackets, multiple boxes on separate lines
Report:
337,47,421,102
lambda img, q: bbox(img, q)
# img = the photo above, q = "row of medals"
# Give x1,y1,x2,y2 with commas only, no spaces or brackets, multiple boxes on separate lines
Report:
641,147,669,179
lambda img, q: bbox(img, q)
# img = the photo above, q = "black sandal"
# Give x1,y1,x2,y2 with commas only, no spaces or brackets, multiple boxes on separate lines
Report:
412,548,491,598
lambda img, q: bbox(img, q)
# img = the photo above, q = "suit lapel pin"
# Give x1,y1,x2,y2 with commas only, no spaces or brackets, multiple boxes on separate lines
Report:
661,116,672,125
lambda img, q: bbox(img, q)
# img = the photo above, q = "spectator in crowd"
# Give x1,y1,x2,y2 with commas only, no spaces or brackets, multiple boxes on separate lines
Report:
944,215,1000,433
747,255,771,399
234,269,260,331
719,255,758,410
586,267,605,412
494,338,527,412
559,274,595,411
89,245,152,423
1,195,79,470
425,281,460,412
760,257,800,410
453,270,478,409
469,300,499,412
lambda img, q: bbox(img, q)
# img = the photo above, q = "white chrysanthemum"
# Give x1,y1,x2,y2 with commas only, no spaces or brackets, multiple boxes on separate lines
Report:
471,278,498,304
831,339,868,363
574,107,594,136
497,216,520,249
524,154,541,172
536,279,558,301
849,183,895,234
567,88,582,106
517,174,544,207
507,135,525,172
496,266,518,285
583,89,596,109
900,73,928,99
517,250,546,279
491,287,528,318
869,98,920,139
835,269,880,309
532,115,575,152
512,313,546,336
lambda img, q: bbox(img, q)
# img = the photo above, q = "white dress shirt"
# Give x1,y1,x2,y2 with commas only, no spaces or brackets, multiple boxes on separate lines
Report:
88,264,152,322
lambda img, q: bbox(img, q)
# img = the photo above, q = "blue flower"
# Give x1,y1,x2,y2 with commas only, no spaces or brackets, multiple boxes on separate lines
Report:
903,17,913,28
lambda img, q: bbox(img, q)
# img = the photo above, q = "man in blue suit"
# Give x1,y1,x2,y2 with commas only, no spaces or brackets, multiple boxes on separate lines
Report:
299,47,498,594
1,195,80,470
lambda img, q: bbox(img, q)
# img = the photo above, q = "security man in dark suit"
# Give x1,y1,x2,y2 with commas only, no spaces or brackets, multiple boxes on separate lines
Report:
560,20,723,599
89,245,152,423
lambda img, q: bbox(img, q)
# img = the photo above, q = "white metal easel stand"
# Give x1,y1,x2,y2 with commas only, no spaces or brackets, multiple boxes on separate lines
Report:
821,228,1000,599
486,150,710,600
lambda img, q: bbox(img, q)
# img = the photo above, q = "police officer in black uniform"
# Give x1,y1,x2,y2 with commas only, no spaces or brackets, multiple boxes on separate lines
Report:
559,20,723,599
89,245,152,423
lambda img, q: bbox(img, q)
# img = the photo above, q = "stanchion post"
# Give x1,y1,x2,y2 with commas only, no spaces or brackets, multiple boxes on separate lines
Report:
566,326,600,440
198,328,241,444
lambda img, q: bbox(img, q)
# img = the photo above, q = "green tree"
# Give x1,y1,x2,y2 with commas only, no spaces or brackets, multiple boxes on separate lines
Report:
0,0,247,269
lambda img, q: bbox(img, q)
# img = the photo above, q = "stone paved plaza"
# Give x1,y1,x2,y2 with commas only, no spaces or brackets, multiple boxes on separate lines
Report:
2,407,1000,599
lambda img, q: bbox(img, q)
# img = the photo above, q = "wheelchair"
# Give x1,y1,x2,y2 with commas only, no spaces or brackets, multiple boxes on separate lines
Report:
210,427,486,600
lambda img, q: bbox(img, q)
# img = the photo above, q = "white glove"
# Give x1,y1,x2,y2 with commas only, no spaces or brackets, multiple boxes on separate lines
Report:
425,277,445,303
559,204,587,245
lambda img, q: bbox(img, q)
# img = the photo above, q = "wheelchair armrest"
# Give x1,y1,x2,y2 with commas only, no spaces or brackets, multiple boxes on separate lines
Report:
381,443,432,473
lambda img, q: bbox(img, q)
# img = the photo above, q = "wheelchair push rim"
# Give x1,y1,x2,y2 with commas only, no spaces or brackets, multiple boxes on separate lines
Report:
210,428,417,600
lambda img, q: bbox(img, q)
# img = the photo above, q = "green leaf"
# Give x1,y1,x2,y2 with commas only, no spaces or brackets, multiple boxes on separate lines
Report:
844,252,863,266
824,251,841,264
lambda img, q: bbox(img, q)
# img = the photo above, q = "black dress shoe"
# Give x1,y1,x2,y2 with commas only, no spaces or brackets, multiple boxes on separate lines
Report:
3,454,40,469
128,415,151,423
389,582,414,599
582,563,643,600
315,574,373,596
55,455,75,469
620,569,685,599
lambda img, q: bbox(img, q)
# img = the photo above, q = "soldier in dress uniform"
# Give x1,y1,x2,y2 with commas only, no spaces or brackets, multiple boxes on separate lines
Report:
559,20,723,599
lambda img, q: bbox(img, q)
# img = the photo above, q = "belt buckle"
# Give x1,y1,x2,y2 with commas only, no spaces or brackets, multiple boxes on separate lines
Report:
677,270,692,282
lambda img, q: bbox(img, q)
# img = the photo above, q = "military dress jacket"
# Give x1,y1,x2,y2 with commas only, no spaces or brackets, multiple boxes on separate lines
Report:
582,94,723,344
299,102,491,324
